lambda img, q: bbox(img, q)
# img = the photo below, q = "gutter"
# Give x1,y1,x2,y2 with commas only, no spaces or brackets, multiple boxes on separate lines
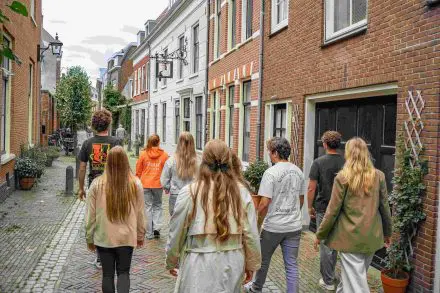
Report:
255,0,265,159
204,0,210,146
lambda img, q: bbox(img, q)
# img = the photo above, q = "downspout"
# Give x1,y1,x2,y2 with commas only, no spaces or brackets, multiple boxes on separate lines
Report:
146,41,151,143
204,0,210,146
255,0,265,160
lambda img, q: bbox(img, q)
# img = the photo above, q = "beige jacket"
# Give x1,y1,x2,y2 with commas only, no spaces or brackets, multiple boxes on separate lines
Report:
316,169,392,254
86,177,146,248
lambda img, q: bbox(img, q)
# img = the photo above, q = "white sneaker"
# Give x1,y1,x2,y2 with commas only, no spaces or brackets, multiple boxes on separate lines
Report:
94,258,102,269
319,278,335,291
243,282,256,293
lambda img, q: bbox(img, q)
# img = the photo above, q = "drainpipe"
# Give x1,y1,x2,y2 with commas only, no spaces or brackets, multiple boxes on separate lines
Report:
255,0,265,160
146,41,151,143
204,0,210,146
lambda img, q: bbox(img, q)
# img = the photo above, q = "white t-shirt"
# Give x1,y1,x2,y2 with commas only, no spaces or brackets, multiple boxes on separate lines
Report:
258,162,306,233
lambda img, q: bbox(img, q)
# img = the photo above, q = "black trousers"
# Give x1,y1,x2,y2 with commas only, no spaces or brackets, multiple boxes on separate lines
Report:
96,246,134,293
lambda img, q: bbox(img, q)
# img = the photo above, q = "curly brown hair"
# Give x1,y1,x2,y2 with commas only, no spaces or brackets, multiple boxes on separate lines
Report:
321,131,342,149
91,109,112,132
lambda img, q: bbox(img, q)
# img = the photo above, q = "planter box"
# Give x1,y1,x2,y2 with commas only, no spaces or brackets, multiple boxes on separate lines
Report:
19,177,36,190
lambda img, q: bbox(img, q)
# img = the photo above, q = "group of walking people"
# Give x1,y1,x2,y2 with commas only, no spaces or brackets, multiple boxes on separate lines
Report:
80,109,392,293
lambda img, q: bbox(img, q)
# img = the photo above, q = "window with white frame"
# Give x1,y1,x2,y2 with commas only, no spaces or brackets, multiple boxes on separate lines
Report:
183,97,191,132
227,85,235,148
211,92,219,139
154,60,158,90
163,48,168,87
135,110,140,136
141,65,145,92
162,103,167,142
229,0,237,49
154,104,158,134
242,81,251,162
325,0,367,42
129,79,134,98
192,24,200,73
242,0,253,40
178,36,185,79
273,103,286,137
1,36,10,153
141,109,145,139
146,62,150,91
137,68,141,95
30,0,35,20
134,71,137,95
195,96,203,150
215,0,222,59
174,99,180,143
28,63,34,144
271,0,288,33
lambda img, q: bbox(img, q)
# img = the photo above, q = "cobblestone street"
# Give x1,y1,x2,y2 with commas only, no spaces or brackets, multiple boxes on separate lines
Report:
0,154,383,293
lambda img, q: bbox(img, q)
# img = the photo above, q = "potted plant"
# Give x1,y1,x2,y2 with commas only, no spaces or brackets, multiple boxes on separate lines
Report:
381,136,427,293
243,160,269,228
15,157,39,190
42,146,61,167
21,145,47,178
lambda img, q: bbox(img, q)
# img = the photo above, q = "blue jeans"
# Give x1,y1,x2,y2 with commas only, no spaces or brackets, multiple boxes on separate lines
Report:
251,229,301,293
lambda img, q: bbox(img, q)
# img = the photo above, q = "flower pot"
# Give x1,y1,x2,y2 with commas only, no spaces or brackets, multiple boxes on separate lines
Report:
19,177,36,190
381,270,409,293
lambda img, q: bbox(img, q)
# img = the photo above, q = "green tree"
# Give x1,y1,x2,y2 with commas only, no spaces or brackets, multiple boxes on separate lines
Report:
0,1,28,64
103,85,127,131
55,66,92,132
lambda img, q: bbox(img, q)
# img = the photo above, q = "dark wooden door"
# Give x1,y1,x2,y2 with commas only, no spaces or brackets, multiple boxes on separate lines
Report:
311,95,397,270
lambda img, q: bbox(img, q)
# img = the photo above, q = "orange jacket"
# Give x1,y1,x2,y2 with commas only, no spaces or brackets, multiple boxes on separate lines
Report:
136,147,169,189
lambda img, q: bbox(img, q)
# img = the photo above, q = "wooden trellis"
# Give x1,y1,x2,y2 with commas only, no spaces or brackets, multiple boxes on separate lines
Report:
403,89,425,167
291,104,301,166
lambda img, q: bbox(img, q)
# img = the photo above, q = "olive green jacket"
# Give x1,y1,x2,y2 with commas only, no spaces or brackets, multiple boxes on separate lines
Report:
316,169,392,254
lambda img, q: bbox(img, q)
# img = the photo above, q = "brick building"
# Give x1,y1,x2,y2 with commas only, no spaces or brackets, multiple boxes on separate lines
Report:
106,43,137,93
260,0,439,292
207,0,262,164
0,0,42,201
40,29,61,145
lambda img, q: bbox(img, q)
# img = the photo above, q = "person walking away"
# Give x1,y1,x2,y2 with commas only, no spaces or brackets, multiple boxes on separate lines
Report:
245,137,306,293
115,124,126,145
307,131,345,291
166,140,261,293
136,134,169,239
160,132,197,216
79,109,121,268
315,137,392,293
86,146,146,293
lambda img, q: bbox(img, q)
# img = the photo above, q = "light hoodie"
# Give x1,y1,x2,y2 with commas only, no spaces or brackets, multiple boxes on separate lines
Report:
136,147,169,188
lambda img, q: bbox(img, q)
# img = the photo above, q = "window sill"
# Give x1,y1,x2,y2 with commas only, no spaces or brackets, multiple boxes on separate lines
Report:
238,37,253,49
322,25,367,48
176,78,184,84
31,16,37,27
270,24,288,38
1,153,16,165
161,85,167,89
188,73,198,80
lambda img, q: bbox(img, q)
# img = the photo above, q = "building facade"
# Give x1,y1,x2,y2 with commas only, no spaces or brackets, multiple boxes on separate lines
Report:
207,0,262,165
106,43,137,93
0,0,42,201
40,29,61,145
261,0,440,292
132,0,208,155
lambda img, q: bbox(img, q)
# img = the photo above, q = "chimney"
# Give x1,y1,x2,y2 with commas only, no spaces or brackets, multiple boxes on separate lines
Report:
137,31,146,46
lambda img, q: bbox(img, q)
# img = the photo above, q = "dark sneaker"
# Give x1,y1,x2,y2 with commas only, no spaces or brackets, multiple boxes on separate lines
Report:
153,230,160,238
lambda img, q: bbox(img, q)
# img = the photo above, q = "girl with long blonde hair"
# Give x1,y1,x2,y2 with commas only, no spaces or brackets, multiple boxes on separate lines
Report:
86,146,146,293
136,134,169,239
166,140,261,293
160,132,198,215
315,137,392,293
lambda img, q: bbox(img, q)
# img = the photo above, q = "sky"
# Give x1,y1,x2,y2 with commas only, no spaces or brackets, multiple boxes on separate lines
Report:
42,0,167,83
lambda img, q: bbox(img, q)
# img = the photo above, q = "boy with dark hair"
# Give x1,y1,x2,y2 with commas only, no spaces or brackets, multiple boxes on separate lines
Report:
307,130,345,291
78,109,121,269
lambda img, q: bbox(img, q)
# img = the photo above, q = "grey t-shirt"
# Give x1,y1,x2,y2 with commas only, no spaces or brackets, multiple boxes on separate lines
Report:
258,162,306,233
309,154,345,213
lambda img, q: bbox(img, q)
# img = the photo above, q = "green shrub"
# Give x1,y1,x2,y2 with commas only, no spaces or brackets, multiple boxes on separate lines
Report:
42,146,61,159
243,160,269,194
14,157,39,178
20,145,47,177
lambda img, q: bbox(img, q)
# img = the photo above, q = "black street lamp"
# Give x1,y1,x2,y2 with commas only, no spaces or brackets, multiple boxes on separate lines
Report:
38,33,63,62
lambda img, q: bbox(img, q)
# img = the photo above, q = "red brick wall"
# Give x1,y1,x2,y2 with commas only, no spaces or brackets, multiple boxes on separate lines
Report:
208,0,261,162
132,56,150,103
262,1,440,292
40,91,56,146
0,0,42,184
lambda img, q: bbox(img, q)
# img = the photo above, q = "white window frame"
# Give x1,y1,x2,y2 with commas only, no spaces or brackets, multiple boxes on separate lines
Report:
211,92,220,139
228,0,237,50
162,103,167,142
134,71,137,96
30,0,35,22
153,60,158,90
240,81,251,162
146,62,150,92
195,96,203,150
192,23,200,74
162,48,168,87
182,97,191,132
178,35,185,79
324,0,368,43
1,35,12,156
141,65,145,93
137,68,141,95
28,63,34,145
214,0,222,59
226,85,235,148
129,79,134,98
271,0,289,34
241,0,253,42
174,99,181,144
